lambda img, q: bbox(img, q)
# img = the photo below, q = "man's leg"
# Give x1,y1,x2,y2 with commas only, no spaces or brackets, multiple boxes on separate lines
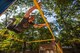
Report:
24,2,41,18
24,6,37,18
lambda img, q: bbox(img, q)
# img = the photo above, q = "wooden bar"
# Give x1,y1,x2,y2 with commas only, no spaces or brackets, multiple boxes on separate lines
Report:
0,0,16,15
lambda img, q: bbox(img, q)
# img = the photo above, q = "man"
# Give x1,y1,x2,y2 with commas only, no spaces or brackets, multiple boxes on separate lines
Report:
7,3,46,33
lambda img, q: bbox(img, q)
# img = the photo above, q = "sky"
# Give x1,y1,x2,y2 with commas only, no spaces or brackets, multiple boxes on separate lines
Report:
0,6,55,23
0,14,6,22
0,14,55,22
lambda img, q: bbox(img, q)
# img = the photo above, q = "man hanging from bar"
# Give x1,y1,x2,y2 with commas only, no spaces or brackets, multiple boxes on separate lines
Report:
7,2,46,33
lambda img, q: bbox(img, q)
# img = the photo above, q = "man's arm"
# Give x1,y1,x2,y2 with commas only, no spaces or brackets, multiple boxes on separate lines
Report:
33,24,46,28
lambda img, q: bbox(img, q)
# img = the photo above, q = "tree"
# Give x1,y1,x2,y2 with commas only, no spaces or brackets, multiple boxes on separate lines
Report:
54,0,80,50
0,0,80,53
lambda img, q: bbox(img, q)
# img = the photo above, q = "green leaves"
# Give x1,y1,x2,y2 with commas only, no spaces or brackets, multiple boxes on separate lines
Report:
54,0,80,47
55,0,73,6
0,0,79,52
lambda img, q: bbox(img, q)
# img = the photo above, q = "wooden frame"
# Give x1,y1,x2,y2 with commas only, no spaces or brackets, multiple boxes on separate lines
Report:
0,0,16,16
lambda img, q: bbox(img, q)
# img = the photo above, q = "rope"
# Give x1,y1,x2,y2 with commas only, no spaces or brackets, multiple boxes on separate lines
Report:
33,0,55,40
0,31,55,43
33,0,63,53
56,43,63,53
0,31,24,42
26,39,55,43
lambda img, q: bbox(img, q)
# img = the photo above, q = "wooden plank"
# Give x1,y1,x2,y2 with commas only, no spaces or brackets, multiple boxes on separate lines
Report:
0,0,16,16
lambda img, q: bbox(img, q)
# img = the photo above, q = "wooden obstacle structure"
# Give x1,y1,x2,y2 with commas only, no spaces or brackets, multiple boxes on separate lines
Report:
39,43,56,53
